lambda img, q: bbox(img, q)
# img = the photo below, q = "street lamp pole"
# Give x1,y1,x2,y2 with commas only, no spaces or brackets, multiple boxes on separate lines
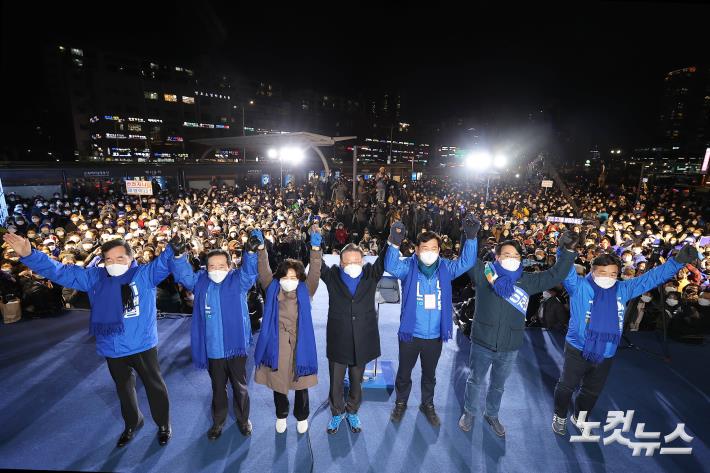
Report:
241,105,246,162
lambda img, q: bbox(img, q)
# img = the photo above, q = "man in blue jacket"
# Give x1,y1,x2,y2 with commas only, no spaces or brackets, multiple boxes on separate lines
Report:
3,232,178,448
385,215,479,426
169,230,261,440
551,244,700,436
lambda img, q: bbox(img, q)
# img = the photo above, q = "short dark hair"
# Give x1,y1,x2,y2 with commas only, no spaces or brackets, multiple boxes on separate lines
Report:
341,243,364,258
591,253,622,271
495,240,523,256
416,231,441,248
206,249,231,266
273,258,307,282
101,239,133,259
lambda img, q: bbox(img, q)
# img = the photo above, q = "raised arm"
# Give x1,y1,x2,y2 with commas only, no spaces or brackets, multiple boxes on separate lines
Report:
138,245,175,287
524,247,576,295
528,231,580,294
306,249,322,297
619,258,683,302
443,237,478,278
384,221,411,280
443,213,480,278
5,233,98,291
562,261,583,297
239,229,262,290
370,239,388,280
620,245,698,302
257,247,274,289
170,253,200,291
21,249,98,292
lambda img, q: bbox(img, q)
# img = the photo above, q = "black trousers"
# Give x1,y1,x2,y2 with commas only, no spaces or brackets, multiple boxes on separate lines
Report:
273,389,309,421
395,337,443,406
106,347,170,429
207,357,250,426
328,361,365,416
553,343,614,418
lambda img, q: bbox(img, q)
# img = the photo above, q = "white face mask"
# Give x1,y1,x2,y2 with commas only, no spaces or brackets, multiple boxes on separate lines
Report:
633,248,642,255
500,258,521,272
106,264,130,277
343,264,363,278
280,278,298,292
623,255,632,263
208,270,229,284
542,291,552,300
665,286,676,293
666,299,678,307
418,251,439,266
698,298,710,307
593,276,617,289
641,295,652,303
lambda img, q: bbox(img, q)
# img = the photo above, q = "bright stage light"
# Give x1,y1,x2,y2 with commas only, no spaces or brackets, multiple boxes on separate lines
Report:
280,146,304,163
267,148,278,159
465,151,491,170
493,154,507,169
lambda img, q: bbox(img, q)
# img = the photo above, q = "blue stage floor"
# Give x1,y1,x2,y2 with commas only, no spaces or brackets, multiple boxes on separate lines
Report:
1,284,708,473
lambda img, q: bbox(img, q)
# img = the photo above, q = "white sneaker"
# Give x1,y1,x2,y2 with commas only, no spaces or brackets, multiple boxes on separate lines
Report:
297,420,309,434
275,418,287,434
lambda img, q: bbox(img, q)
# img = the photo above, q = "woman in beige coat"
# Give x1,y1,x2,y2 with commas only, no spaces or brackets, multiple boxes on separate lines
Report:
254,229,321,434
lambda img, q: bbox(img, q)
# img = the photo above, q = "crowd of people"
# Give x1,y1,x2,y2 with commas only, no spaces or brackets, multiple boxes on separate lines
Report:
2,170,708,338
2,167,709,446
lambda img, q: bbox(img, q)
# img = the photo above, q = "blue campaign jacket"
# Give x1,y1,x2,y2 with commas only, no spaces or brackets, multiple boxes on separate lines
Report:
169,252,258,358
563,257,683,358
385,239,477,339
20,246,174,358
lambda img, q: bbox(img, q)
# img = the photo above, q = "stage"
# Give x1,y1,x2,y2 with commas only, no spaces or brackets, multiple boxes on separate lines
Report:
0,284,708,473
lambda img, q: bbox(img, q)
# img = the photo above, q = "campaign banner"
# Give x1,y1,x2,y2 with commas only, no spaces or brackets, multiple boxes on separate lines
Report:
541,180,554,188
125,180,153,195
546,216,584,225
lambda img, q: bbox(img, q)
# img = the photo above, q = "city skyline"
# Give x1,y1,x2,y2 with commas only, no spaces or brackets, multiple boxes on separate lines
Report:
2,2,709,162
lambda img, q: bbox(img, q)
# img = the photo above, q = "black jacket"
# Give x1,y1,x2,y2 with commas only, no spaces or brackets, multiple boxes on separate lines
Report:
320,246,387,366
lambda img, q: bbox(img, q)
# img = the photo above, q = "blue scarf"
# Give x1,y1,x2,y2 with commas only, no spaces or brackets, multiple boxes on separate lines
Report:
191,271,248,369
399,256,453,342
254,280,318,377
491,261,523,299
90,261,139,336
584,274,622,364
339,268,362,296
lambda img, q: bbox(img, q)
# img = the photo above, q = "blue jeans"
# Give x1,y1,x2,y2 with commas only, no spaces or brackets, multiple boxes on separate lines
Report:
463,342,518,417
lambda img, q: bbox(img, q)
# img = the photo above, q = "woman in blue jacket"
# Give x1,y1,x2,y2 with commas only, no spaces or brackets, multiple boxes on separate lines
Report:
551,245,699,436
169,230,261,439
4,232,178,448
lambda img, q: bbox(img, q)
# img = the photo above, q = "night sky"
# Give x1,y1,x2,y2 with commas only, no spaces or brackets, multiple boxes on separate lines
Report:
2,1,708,154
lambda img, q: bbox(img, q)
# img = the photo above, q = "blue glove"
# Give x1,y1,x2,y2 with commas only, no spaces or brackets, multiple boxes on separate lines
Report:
311,230,322,248
251,229,264,245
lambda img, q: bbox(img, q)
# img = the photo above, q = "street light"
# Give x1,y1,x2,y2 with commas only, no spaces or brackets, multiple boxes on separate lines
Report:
465,151,492,171
267,147,305,192
493,154,507,169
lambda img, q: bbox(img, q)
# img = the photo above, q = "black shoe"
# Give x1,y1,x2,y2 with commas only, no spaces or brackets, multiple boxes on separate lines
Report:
484,414,505,437
158,425,172,446
419,403,441,427
390,401,407,423
207,422,224,441
238,420,253,437
116,418,144,448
